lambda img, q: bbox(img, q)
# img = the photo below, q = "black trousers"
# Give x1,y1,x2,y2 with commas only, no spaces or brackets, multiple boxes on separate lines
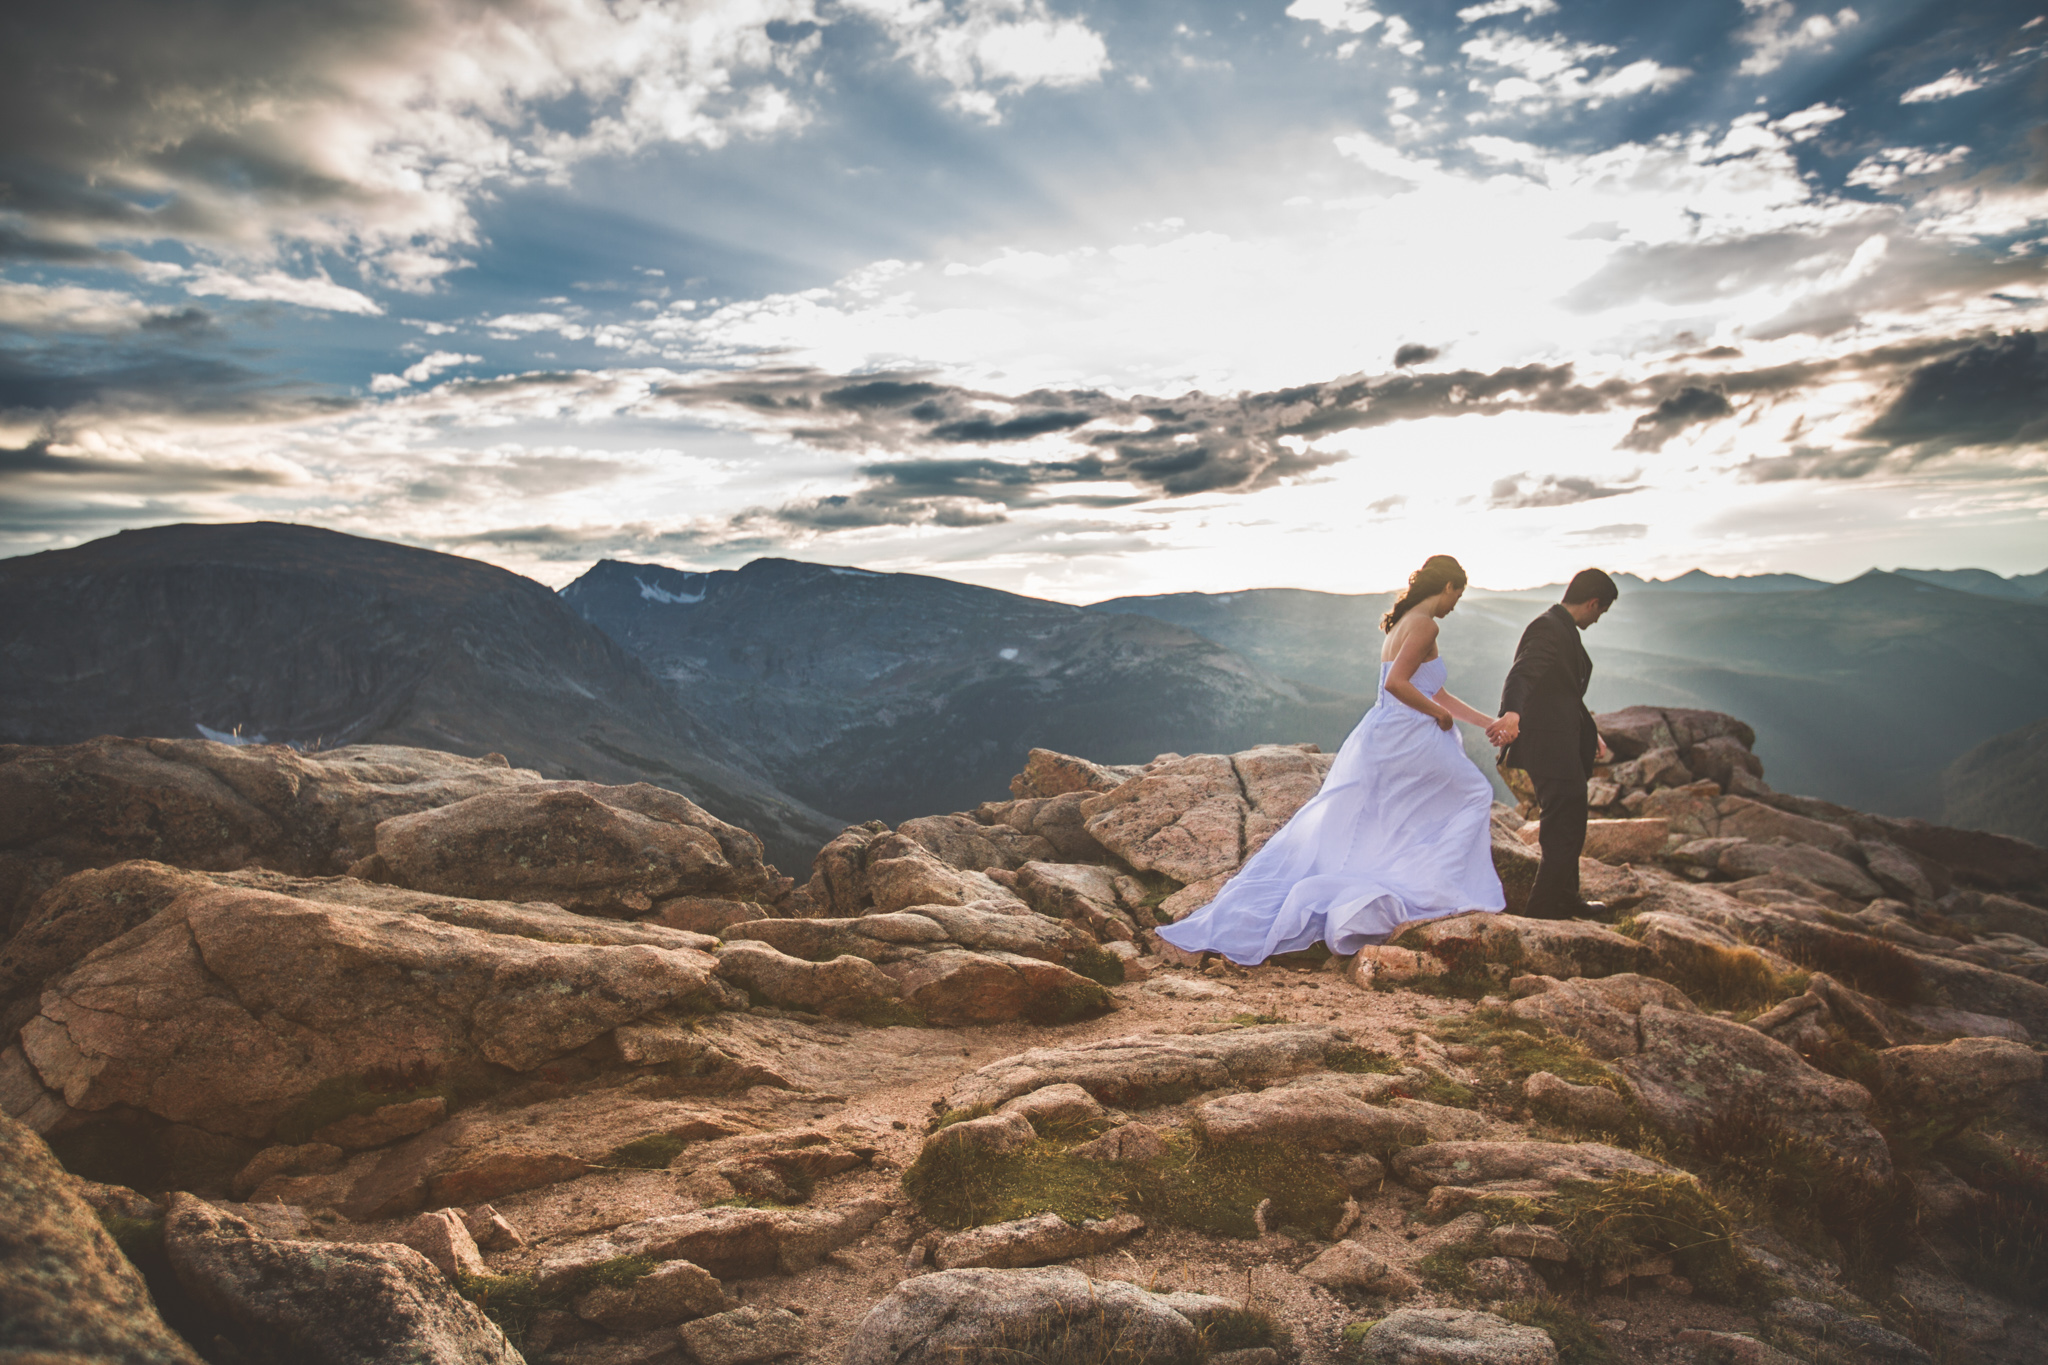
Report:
1528,770,1590,917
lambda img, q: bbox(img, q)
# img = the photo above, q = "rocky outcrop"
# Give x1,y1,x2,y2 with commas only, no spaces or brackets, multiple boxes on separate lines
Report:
0,736,544,928
804,825,1029,918
843,1268,1205,1365
365,781,785,915
1391,913,1648,980
1,1111,204,1364
6,862,734,1138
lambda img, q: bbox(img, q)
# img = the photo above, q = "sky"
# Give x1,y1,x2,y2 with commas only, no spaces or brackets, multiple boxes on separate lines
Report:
2,0,2045,600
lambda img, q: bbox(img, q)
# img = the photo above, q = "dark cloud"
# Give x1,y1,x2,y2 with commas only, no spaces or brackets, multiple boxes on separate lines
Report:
1393,343,1438,368
1737,446,1888,482
0,345,343,420
1619,384,1733,450
1489,474,1635,509
1860,331,2048,453
669,358,1642,530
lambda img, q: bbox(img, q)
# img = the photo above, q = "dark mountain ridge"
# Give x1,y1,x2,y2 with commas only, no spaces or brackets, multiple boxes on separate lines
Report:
0,523,842,868
560,556,1373,824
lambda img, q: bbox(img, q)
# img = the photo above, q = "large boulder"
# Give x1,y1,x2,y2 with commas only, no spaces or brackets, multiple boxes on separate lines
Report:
367,780,782,915
1014,861,1143,940
878,948,1113,1027
1008,749,1138,799
164,1193,521,1364
721,903,1105,977
7,863,734,1139
1,1111,205,1365
973,793,1111,864
714,941,906,1020
941,1025,1366,1111
0,737,543,928
1077,745,1334,884
1717,842,1883,901
1874,1037,2044,1113
1621,1006,1893,1178
805,827,1028,918
843,1267,1204,1365
1507,973,1698,1059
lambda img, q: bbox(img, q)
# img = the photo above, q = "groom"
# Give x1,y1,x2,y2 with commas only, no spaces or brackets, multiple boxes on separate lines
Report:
1487,568,1618,920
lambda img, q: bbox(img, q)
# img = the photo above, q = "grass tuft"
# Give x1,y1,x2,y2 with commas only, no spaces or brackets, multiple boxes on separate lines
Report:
848,996,929,1028
1544,1174,1768,1306
901,1129,1348,1240
1227,1013,1292,1027
1326,1044,1404,1075
457,1254,656,1348
1198,1306,1293,1356
1773,931,1923,1007
1644,943,1808,1017
1068,942,1128,988
273,1067,471,1145
1026,978,1116,1026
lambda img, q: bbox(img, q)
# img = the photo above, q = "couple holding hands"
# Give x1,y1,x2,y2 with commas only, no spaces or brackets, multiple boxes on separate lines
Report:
1159,555,1619,967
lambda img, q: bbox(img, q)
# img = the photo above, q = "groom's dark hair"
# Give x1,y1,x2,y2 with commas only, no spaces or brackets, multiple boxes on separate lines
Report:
1563,568,1619,606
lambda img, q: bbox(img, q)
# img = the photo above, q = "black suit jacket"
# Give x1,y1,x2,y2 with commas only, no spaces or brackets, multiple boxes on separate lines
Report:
1499,604,1598,780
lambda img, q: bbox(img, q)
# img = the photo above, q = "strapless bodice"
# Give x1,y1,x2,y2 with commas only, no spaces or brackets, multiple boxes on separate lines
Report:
1378,656,1448,696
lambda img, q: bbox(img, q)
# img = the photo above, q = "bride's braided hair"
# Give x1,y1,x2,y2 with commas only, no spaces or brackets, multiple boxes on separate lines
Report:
1381,554,1468,632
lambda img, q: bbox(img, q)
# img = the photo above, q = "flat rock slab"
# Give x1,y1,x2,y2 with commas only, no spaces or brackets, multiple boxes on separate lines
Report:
933,1211,1145,1269
843,1267,1204,1365
539,1198,889,1286
1391,914,1647,979
1392,1140,1676,1190
942,1024,1362,1111
1195,1088,1426,1152
1506,972,1699,1060
337,1093,751,1220
676,1306,810,1365
163,1194,521,1365
1354,1308,1559,1365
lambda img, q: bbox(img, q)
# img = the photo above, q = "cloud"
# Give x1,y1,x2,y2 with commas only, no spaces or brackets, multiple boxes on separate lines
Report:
0,0,830,283
1286,0,1385,36
0,282,156,335
1456,0,1558,21
176,266,384,316
1859,331,2048,453
1901,70,1985,103
1489,473,1634,508
1734,0,1860,77
842,0,1109,121
1568,522,1647,539
1460,32,1689,111
371,351,482,393
1619,385,1734,451
1393,343,1439,367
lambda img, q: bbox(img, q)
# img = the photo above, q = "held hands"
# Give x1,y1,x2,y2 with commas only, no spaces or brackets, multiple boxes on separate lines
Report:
1486,712,1520,746
1596,737,1613,764
1435,710,1454,732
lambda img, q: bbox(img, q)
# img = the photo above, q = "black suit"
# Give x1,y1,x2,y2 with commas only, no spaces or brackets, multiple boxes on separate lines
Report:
1500,604,1599,916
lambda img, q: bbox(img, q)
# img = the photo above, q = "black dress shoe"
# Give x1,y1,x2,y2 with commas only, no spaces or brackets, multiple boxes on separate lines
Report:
1565,899,1610,920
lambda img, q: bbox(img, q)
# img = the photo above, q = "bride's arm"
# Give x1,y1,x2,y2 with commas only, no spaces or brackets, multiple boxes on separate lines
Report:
1384,624,1455,730
1434,689,1495,727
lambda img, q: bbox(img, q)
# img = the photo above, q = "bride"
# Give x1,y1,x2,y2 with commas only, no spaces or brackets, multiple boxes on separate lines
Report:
1156,554,1506,965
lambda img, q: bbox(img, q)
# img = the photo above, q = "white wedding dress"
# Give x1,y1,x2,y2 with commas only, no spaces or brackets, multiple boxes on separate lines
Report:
1156,655,1505,965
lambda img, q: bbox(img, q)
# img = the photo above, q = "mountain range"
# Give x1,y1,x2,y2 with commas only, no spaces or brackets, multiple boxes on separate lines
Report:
3,523,2042,866
0,524,841,869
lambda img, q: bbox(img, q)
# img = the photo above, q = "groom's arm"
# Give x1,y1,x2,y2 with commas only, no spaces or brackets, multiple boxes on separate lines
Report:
1499,615,1566,721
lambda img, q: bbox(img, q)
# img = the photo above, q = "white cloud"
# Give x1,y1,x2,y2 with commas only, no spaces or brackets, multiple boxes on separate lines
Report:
178,266,384,316
1455,0,1558,22
1735,0,1860,77
841,0,1109,120
1285,0,1386,35
370,350,482,392
0,282,155,334
1845,146,1973,191
1461,32,1690,110
1901,69,1985,103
